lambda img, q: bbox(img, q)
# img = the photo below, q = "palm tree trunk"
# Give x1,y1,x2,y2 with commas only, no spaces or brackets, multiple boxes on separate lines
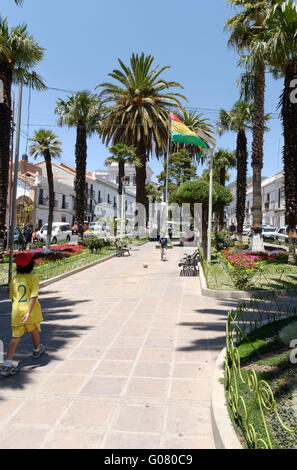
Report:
135,141,148,229
45,151,54,250
282,60,297,265
236,129,248,238
75,121,87,244
118,159,125,196
219,167,226,230
252,65,265,251
0,63,12,261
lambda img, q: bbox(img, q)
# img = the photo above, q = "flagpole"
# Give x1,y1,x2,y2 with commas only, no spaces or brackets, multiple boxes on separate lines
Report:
165,113,170,207
207,146,214,264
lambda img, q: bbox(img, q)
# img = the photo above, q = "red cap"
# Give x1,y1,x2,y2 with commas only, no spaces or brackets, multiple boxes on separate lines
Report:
14,252,35,267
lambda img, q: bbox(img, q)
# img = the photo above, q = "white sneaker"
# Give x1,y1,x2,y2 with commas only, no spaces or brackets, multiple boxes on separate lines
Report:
33,344,45,358
1,365,20,377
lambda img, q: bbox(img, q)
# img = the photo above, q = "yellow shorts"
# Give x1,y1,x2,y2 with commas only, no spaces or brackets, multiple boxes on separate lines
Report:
12,323,41,338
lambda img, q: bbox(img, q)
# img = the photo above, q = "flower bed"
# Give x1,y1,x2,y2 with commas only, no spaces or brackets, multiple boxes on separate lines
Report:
24,244,87,266
219,249,285,271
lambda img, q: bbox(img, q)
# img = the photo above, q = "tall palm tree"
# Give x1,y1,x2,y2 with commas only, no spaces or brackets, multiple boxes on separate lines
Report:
0,16,45,258
55,91,105,243
253,0,297,264
212,149,237,229
97,52,186,217
104,143,141,196
173,109,215,161
14,0,23,5
225,0,274,242
218,101,254,237
29,130,62,249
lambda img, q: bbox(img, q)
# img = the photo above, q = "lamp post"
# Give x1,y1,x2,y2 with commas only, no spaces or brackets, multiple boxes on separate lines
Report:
8,82,23,283
120,176,125,241
207,146,215,264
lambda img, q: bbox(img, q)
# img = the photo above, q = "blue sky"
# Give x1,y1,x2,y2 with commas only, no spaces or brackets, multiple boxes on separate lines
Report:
2,0,284,183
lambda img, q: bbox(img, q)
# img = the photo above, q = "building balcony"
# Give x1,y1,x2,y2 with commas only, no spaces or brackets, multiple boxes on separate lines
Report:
85,204,95,213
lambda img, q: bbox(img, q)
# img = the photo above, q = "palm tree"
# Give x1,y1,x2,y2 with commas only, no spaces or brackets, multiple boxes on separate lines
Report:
218,101,254,237
225,0,274,242
252,0,297,264
55,91,105,243
14,0,23,5
97,52,186,217
213,149,236,229
104,143,141,196
173,109,215,161
29,130,62,249
0,17,45,258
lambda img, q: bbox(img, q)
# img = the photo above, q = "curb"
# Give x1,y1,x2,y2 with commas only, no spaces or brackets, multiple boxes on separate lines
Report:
211,347,243,449
198,262,252,300
198,262,295,300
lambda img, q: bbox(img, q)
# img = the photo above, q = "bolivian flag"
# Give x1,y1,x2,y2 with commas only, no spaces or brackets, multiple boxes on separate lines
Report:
170,112,209,149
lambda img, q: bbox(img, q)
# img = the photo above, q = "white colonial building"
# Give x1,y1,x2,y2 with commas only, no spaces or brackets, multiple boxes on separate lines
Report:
225,171,285,228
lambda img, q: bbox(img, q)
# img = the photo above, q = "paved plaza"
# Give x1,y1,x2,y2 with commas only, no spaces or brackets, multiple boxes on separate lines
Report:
0,242,237,449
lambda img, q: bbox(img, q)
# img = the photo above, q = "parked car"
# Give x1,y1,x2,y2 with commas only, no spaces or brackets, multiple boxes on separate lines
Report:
262,227,277,241
84,226,109,238
38,222,72,244
243,224,253,236
275,226,288,242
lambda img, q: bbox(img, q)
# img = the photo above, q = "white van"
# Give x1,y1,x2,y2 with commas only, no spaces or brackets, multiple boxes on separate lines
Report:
38,222,72,244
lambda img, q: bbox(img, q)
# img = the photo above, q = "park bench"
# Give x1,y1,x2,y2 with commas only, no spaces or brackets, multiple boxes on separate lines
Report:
114,240,131,257
178,249,199,276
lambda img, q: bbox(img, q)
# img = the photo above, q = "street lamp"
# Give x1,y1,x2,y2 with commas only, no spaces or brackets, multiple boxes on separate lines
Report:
120,177,125,241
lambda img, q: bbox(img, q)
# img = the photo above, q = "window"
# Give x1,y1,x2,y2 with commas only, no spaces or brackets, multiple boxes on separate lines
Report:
98,191,101,203
39,188,43,205
107,194,111,204
62,195,66,209
124,176,130,186
278,189,281,208
133,174,136,185
61,216,66,223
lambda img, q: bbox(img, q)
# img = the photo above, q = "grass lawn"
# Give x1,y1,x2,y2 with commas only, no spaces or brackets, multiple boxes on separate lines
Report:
202,254,297,291
227,317,297,449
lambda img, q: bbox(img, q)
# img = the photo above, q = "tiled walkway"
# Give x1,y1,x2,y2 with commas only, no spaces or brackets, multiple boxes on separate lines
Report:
0,242,237,449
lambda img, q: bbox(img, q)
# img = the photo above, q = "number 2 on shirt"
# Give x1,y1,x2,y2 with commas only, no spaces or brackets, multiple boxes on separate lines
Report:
18,284,27,303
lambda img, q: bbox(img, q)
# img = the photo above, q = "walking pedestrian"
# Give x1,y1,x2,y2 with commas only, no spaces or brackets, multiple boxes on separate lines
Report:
159,234,168,261
1,252,45,377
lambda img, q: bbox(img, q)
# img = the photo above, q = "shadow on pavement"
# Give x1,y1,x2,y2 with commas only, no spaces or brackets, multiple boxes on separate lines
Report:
0,292,92,394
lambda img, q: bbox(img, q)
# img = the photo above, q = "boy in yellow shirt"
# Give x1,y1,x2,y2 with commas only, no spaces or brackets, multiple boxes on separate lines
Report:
1,252,45,377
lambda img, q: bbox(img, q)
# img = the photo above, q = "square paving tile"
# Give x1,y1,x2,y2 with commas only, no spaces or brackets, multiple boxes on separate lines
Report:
54,360,97,375
0,399,25,424
169,379,210,402
37,374,85,394
44,429,102,449
133,362,170,379
162,435,214,449
114,404,165,433
104,348,139,361
125,378,169,399
103,432,161,449
59,400,115,429
11,400,69,426
93,360,134,377
80,376,127,396
0,425,49,449
165,406,211,436
138,349,173,363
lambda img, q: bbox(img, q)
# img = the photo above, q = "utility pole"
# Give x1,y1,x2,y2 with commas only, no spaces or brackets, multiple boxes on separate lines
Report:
120,177,125,241
207,147,214,264
8,82,23,283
